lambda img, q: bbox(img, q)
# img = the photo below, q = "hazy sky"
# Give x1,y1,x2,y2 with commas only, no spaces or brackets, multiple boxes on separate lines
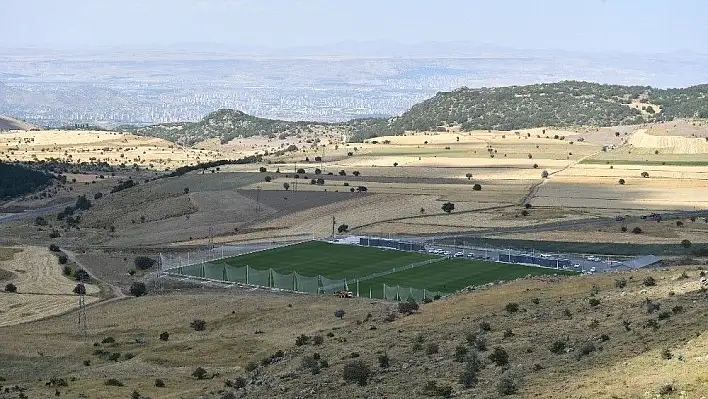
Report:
1,0,706,53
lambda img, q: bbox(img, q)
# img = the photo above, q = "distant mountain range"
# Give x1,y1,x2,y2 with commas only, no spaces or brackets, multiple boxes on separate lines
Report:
122,81,708,145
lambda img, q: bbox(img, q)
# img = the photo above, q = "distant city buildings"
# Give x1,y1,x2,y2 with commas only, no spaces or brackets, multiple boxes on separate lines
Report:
1,53,703,127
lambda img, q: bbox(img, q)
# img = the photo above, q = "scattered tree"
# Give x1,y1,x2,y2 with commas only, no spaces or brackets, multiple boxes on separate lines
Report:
5,283,18,293
190,319,206,331
441,202,455,214
473,183,482,191
618,178,625,185
283,182,290,191
191,367,208,380
129,282,146,297
134,256,155,270
342,360,371,386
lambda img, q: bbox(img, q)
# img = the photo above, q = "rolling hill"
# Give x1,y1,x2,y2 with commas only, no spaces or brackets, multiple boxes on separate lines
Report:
0,115,38,131
123,109,396,146
389,81,708,132
126,81,708,146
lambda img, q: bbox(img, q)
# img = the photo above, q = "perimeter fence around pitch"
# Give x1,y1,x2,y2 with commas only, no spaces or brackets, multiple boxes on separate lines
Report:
160,241,445,301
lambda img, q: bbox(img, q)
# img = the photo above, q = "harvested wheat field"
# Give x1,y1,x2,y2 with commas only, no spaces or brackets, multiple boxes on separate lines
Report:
628,128,708,154
531,174,708,211
0,246,99,327
0,130,222,169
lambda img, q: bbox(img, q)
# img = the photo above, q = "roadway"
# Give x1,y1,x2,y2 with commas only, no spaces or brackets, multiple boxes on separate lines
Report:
0,202,72,224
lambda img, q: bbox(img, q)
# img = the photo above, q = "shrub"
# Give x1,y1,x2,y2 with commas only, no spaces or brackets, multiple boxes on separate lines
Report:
671,305,684,314
659,383,675,395
101,337,116,344
302,355,321,375
425,343,440,355
531,297,540,304
228,376,247,389
550,340,566,354
577,342,596,358
134,256,155,270
454,344,468,362
658,311,671,320
473,335,487,352
621,226,628,232
313,335,324,345
600,333,610,342
645,299,661,313
618,178,625,185
105,378,123,387
563,308,573,319
632,227,643,234
334,309,345,319
378,353,390,368
661,348,673,360
615,278,627,288
83,359,90,366
49,244,60,252
190,319,206,331
503,329,514,339
49,229,61,238
154,378,165,387
643,276,657,286
479,321,491,331
459,366,478,388
192,366,208,380
496,373,520,395
295,334,310,346
681,239,692,248
398,299,419,314
342,360,371,386
422,381,453,397
244,361,258,372
472,183,482,191
488,346,509,367
108,352,121,362
677,221,684,227
5,283,18,293
504,302,519,313
58,255,68,264
129,282,146,297
159,332,169,341
589,298,601,307
264,176,271,182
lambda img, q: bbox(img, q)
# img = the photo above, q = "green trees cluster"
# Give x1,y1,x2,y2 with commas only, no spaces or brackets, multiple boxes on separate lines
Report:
0,162,54,199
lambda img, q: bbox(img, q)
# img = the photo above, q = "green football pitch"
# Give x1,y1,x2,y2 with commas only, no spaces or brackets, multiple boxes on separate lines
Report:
223,241,575,295
224,240,433,281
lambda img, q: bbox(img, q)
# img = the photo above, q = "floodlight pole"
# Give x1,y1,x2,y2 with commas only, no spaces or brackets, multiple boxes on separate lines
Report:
331,216,336,240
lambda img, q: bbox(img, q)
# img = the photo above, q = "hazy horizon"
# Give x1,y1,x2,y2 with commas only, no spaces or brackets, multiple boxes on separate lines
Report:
2,0,707,55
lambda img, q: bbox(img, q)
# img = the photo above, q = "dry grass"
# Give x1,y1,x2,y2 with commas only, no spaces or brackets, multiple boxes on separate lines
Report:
0,130,222,169
0,246,99,327
0,265,706,398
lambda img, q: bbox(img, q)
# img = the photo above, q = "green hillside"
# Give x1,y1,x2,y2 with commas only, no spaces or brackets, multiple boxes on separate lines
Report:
124,109,395,146
390,81,708,132
127,81,708,146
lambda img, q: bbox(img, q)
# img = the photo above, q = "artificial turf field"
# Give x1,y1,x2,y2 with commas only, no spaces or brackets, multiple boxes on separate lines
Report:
222,241,575,295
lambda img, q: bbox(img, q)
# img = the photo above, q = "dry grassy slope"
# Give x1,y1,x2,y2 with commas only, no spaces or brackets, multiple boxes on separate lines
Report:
0,115,37,131
0,268,706,399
